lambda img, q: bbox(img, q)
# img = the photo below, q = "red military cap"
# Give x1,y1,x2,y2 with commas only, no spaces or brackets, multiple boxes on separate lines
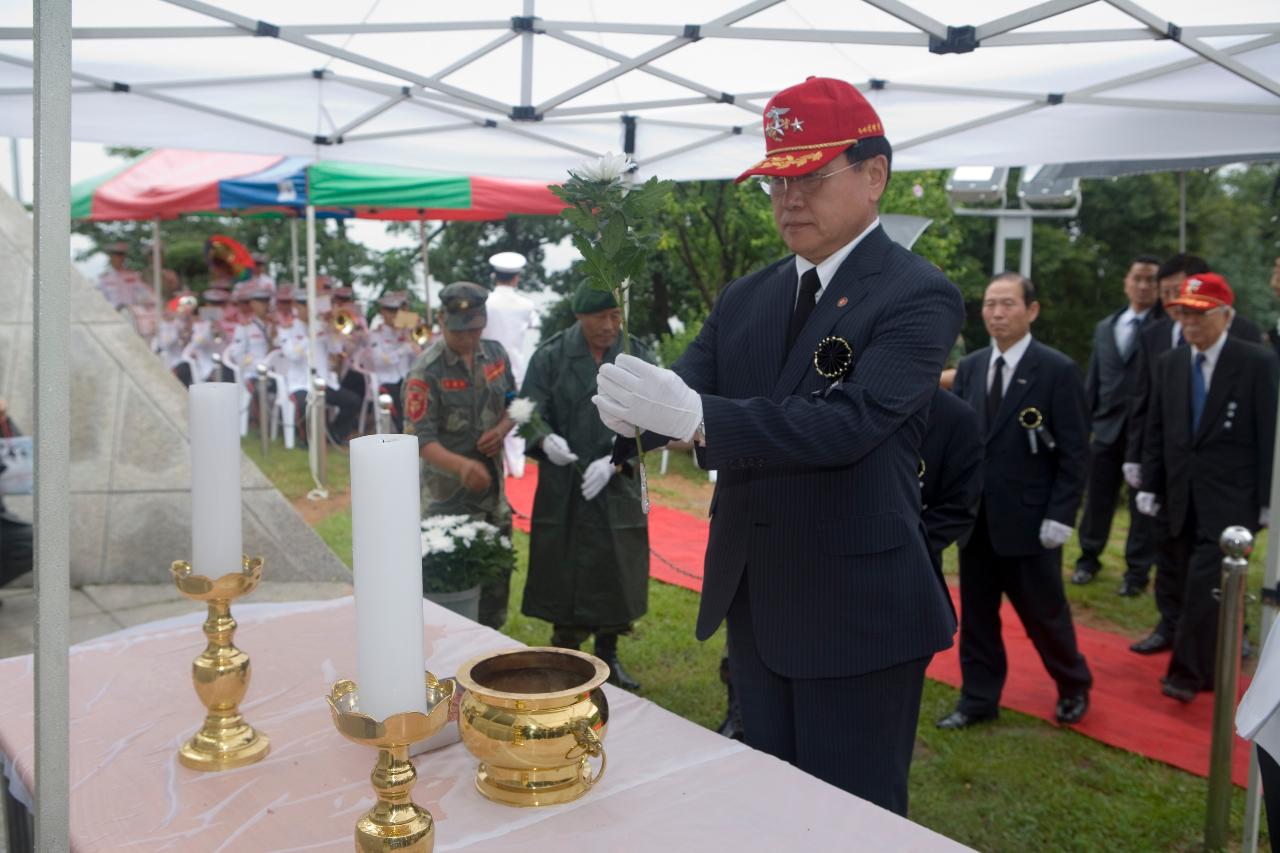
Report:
1168,272,1234,312
735,76,885,184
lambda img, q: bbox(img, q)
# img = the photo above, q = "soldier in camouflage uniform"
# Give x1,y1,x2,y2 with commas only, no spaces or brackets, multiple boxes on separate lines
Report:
403,282,517,628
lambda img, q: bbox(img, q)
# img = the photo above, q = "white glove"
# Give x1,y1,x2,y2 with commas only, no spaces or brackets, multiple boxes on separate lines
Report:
597,403,639,438
594,354,702,442
1122,462,1143,490
1261,506,1271,529
1039,519,1073,550
541,433,579,467
580,455,616,501
1135,491,1161,517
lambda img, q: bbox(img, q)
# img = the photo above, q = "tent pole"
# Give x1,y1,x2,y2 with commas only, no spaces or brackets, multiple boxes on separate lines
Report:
152,214,163,320
1178,171,1187,252
33,0,72,849
290,217,300,287
305,204,327,493
418,218,431,327
8,137,20,205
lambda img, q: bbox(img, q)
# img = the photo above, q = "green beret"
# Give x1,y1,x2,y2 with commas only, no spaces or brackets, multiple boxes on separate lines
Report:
571,283,619,314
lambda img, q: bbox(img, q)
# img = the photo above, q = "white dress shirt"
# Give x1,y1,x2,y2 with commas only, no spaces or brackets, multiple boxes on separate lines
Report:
1113,306,1149,355
793,216,881,305
988,332,1033,394
1190,329,1228,391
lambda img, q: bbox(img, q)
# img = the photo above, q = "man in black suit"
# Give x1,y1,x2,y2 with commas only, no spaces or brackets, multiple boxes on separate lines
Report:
593,77,963,815
1073,256,1162,593
938,273,1093,729
1127,255,1264,653
1136,272,1277,701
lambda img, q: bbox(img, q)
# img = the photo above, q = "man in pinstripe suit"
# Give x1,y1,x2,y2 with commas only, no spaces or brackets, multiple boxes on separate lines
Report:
593,77,963,815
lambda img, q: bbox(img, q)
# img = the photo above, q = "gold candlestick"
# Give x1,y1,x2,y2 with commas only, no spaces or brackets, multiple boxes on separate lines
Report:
327,674,455,853
171,556,270,771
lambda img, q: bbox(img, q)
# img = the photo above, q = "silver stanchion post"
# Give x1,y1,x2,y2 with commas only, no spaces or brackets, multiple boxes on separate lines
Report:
377,393,393,436
256,364,271,458
1206,525,1254,850
310,374,328,493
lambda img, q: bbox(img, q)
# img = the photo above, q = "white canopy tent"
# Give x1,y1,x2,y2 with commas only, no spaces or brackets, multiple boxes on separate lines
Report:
1,0,1278,181
8,2,1280,851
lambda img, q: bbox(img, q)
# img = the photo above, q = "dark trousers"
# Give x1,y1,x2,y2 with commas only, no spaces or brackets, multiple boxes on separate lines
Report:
1165,500,1229,692
1150,514,1185,640
957,514,1093,715
726,576,929,816
325,385,361,443
1077,436,1155,582
173,362,194,388
0,511,32,587
379,380,404,433
341,369,366,402
1261,745,1280,841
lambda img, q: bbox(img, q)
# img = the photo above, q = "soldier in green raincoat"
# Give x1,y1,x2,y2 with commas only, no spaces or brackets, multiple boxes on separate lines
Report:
520,283,652,691
403,282,516,629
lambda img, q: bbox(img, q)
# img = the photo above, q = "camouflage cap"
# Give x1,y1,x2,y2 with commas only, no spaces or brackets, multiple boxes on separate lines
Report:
439,282,489,331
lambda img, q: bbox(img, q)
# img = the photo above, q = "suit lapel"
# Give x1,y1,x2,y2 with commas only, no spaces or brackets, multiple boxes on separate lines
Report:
770,226,888,401
1195,337,1237,444
989,341,1039,439
1101,310,1124,365
756,263,797,391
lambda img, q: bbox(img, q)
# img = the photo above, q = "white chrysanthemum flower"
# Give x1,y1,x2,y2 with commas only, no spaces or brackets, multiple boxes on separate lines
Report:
573,151,632,183
499,536,512,549
507,397,535,425
423,514,468,531
455,523,479,545
424,530,455,554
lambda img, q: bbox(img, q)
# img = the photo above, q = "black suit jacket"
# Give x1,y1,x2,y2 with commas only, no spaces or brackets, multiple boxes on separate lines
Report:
1084,307,1158,448
953,339,1089,556
920,388,983,566
1141,336,1278,538
674,225,964,679
1126,313,1264,465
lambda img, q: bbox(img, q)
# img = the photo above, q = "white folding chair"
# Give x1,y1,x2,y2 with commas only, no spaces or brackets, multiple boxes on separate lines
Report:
220,345,252,437
346,349,379,437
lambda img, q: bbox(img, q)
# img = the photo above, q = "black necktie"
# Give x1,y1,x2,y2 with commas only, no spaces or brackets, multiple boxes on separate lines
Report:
786,268,821,352
987,355,1005,424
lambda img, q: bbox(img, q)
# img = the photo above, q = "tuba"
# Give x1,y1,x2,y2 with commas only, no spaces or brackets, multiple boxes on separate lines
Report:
411,323,432,347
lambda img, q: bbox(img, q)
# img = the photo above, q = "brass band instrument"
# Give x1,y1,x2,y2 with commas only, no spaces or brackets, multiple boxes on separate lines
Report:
332,310,357,337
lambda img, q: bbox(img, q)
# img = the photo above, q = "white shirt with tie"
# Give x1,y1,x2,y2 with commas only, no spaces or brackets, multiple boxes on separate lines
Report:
1189,328,1228,391
987,332,1033,394
1113,307,1149,356
793,216,881,304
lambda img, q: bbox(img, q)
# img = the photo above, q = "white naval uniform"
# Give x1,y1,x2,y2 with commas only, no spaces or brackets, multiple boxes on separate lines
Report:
225,319,271,380
186,318,225,382
274,319,312,394
97,268,151,309
366,324,415,388
484,284,540,477
153,316,188,370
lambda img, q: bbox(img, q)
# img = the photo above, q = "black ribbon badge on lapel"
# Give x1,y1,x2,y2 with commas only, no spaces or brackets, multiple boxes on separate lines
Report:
1018,406,1056,455
812,336,854,398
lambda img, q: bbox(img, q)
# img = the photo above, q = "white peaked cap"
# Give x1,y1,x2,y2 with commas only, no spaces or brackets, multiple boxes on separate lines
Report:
489,252,527,274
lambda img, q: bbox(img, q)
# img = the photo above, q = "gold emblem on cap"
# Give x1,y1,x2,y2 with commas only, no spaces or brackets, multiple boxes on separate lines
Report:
456,299,469,310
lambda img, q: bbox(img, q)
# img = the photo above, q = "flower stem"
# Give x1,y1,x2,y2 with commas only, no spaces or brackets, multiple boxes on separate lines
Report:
614,283,649,515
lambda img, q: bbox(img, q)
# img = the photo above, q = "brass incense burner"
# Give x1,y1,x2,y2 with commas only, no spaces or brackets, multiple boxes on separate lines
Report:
170,556,270,772
455,647,609,807
327,673,455,852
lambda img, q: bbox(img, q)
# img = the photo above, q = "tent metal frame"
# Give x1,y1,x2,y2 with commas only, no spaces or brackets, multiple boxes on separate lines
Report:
19,1,1280,850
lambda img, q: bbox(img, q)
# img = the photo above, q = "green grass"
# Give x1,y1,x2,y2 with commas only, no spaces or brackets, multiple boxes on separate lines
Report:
241,436,351,502
248,435,1273,851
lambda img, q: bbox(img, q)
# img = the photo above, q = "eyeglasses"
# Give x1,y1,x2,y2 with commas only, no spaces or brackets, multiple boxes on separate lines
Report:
757,160,862,198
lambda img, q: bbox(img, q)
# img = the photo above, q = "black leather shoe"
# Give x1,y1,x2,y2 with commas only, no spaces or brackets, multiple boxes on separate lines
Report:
936,709,997,730
601,657,641,692
1129,632,1172,654
1161,680,1196,703
1117,579,1146,597
1055,694,1089,724
1071,565,1099,585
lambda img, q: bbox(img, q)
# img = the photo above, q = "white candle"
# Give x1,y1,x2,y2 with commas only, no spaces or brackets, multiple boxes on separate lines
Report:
350,434,428,719
189,383,243,576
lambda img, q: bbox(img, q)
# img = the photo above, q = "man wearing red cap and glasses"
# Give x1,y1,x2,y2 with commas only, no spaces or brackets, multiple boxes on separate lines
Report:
1136,272,1278,702
593,77,963,814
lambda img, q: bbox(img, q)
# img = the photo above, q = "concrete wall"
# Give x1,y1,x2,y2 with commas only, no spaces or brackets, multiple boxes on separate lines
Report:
0,187,349,585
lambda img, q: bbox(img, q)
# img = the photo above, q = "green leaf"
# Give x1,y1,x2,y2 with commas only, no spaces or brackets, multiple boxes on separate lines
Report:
601,215,626,256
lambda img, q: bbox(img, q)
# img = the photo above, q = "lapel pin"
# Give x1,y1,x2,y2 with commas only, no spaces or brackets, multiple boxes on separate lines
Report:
837,296,848,308
1016,378,1027,385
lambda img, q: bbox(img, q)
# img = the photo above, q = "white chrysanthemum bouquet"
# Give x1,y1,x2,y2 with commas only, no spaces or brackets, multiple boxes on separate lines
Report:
420,514,514,594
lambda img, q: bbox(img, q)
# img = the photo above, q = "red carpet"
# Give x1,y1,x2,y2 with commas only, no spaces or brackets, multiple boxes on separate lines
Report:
505,466,1252,786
